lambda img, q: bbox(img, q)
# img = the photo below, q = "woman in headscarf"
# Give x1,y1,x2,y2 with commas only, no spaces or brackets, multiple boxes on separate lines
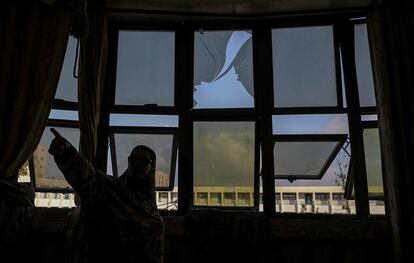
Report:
49,128,164,263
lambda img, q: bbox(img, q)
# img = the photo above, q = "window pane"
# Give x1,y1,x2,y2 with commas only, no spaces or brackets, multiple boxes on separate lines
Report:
55,36,78,102
49,110,79,121
274,140,343,179
112,133,175,189
110,114,178,127
361,114,378,121
355,24,376,107
194,31,254,108
193,122,255,207
272,26,337,107
34,127,80,190
115,31,175,106
363,128,385,214
272,114,348,134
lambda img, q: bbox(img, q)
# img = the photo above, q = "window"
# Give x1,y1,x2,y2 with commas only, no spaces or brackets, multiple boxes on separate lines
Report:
191,29,258,209
193,121,255,208
282,193,297,208
269,20,384,216
30,36,79,208
273,114,355,214
273,135,347,180
196,192,208,205
54,36,78,103
115,31,175,106
272,26,338,108
33,123,79,191
363,126,385,214
355,24,376,107
97,17,385,217
110,28,179,211
109,129,178,189
223,192,236,206
315,193,330,201
210,192,222,205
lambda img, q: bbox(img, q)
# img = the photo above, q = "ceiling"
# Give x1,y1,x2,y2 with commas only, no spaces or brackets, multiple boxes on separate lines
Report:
108,0,373,16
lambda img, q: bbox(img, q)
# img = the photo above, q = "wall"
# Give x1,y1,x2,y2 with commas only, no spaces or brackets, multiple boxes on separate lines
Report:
25,208,390,263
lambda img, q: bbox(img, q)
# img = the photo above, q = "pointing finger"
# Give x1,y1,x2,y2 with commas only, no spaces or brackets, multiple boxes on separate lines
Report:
50,128,63,139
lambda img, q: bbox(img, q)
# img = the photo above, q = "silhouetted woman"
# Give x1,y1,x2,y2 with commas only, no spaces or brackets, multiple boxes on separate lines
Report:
49,128,164,263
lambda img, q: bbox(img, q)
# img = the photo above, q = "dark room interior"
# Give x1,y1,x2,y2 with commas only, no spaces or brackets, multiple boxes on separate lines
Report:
1,0,413,262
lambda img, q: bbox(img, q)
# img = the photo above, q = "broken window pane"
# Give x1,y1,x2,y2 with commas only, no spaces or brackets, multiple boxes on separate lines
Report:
112,133,176,189
363,128,385,214
193,122,255,207
34,127,80,190
55,36,78,103
116,31,175,106
272,26,337,107
355,24,376,107
194,31,254,108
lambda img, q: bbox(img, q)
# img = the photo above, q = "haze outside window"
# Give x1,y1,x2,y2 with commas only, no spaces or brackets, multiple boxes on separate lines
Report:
193,122,255,207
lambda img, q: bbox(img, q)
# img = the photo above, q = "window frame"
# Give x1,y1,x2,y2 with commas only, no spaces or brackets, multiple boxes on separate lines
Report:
110,22,179,115
99,13,385,218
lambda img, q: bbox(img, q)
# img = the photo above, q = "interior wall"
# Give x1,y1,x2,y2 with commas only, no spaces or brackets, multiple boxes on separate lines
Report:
25,208,389,263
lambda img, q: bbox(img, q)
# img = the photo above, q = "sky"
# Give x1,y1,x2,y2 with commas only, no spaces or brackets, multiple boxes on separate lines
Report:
44,26,381,189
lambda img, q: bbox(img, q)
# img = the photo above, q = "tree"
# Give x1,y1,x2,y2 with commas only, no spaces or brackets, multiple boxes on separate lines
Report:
334,153,351,214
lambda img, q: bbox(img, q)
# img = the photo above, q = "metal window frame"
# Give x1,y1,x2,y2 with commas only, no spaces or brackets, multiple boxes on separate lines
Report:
108,126,178,191
99,13,381,217
272,134,348,180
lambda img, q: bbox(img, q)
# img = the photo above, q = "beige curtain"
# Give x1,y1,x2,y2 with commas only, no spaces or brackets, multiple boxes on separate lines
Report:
0,0,70,183
367,1,414,262
0,0,70,260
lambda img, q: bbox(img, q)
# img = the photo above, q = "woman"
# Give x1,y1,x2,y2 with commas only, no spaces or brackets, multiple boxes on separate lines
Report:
49,128,164,263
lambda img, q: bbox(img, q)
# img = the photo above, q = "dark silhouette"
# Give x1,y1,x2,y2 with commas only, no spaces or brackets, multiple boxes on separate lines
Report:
49,128,164,263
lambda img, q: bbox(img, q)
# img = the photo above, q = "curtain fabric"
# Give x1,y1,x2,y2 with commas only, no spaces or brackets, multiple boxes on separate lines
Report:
367,1,414,262
64,1,108,262
0,0,70,181
78,0,108,164
0,1,70,261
